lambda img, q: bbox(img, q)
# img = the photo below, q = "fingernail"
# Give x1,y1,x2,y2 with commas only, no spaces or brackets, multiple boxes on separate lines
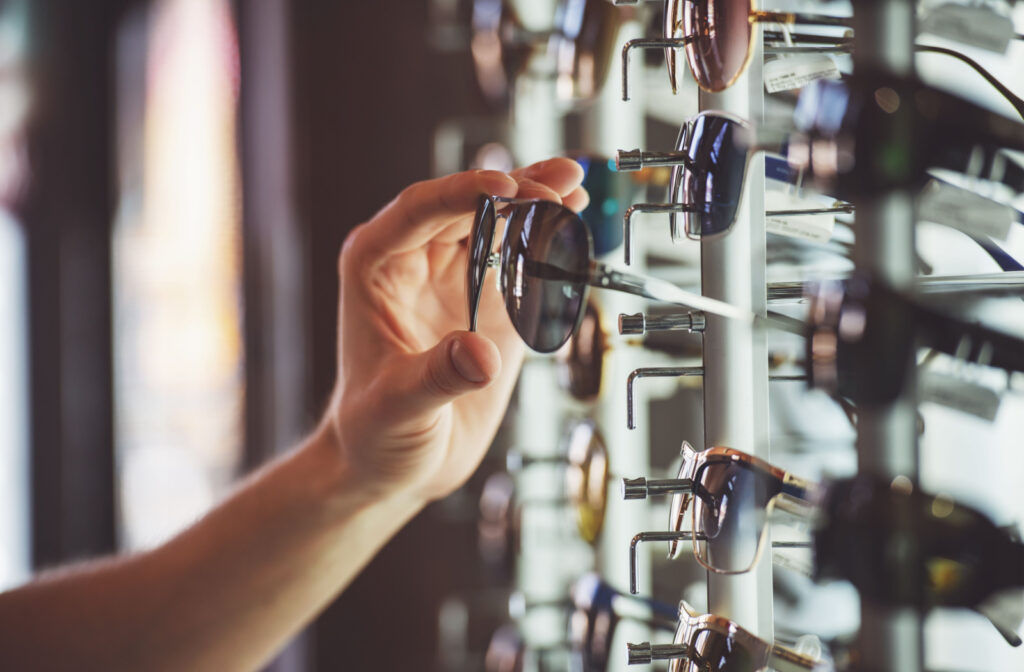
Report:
451,340,486,383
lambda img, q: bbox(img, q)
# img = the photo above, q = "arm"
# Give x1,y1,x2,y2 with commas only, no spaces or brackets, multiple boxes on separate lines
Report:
0,159,588,672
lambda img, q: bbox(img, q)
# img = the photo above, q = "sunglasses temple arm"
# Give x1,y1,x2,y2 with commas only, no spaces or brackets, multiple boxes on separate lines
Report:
626,642,691,665
626,367,704,430
915,45,1024,120
769,643,823,672
629,531,694,594
620,37,693,101
621,477,693,500
623,203,699,265
589,262,754,323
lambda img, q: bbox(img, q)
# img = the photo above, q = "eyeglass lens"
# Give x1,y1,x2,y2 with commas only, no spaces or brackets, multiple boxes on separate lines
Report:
683,0,754,92
692,460,773,573
501,200,591,353
674,114,751,240
681,628,759,672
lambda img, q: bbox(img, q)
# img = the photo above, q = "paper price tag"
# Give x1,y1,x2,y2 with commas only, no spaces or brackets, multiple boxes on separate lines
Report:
763,54,841,94
921,4,1014,55
920,370,1002,422
919,180,1015,241
765,190,836,244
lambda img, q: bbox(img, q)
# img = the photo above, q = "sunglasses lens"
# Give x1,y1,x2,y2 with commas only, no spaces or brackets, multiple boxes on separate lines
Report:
693,460,774,573
687,628,758,672
667,454,695,560
683,0,754,92
679,115,750,239
468,195,497,331
557,298,605,401
502,201,592,353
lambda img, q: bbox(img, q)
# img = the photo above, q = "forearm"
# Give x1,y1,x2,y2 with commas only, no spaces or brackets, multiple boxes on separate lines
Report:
0,426,426,672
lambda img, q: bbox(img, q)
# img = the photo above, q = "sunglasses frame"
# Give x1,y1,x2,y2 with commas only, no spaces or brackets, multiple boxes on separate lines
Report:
625,443,815,592
626,599,819,671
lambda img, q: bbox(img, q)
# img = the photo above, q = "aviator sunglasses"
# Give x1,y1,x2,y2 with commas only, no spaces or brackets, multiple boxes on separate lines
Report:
467,194,749,353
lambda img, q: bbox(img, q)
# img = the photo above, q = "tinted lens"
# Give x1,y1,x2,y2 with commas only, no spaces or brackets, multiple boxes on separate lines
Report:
667,458,694,560
693,459,777,573
557,298,605,401
553,0,621,101
501,201,592,353
686,628,759,672
469,195,497,331
680,114,751,240
683,0,755,92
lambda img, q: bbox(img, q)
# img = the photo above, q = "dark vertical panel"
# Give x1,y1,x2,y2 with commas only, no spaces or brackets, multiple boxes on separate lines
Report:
21,1,122,566
288,2,498,670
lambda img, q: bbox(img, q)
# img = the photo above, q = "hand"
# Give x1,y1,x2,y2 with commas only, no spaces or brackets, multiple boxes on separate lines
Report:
324,158,588,503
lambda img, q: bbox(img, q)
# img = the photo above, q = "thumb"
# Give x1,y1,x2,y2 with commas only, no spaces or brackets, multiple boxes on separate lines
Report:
382,331,503,421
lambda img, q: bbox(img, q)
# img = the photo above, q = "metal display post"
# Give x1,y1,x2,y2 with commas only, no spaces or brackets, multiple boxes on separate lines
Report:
851,1,922,670
698,38,774,638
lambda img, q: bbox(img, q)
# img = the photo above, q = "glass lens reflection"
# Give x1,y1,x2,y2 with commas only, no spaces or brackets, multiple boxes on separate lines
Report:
683,0,755,92
501,201,591,353
693,460,773,573
680,114,750,239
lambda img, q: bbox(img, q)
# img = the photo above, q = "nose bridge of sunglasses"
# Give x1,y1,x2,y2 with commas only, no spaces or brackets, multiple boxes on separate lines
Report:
620,36,693,101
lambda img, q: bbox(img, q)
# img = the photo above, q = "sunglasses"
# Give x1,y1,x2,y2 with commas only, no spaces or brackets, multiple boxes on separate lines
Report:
616,111,853,262
507,418,614,544
815,474,1024,612
471,0,623,108
626,599,822,671
807,273,1024,404
467,194,751,353
789,71,1024,200
569,572,678,672
624,443,816,590
618,0,851,98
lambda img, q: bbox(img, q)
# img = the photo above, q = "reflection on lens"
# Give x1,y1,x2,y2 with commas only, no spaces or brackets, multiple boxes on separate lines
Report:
680,114,750,240
693,459,772,573
685,628,758,672
501,201,592,353
469,196,497,330
683,0,755,92
666,445,697,559
565,419,609,544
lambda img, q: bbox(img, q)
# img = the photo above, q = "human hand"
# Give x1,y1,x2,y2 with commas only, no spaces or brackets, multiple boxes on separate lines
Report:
324,158,588,503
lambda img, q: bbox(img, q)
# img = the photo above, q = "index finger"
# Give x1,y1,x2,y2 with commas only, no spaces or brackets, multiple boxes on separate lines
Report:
354,169,519,259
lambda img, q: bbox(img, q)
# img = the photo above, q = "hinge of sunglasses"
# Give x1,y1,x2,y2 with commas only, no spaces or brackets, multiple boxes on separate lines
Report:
623,203,698,265
626,642,691,665
620,37,694,101
622,476,693,500
618,311,706,336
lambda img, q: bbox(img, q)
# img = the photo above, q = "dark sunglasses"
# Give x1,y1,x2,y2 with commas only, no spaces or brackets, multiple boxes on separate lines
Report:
789,71,1024,200
467,194,749,353
626,599,822,671
616,111,852,262
807,273,1024,404
814,474,1024,612
619,0,851,98
624,443,815,589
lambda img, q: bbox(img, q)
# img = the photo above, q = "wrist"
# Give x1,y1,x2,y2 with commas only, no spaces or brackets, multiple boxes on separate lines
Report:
300,418,429,523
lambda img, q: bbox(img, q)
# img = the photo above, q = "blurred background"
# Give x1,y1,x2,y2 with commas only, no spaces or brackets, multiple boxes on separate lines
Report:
2,1,1023,671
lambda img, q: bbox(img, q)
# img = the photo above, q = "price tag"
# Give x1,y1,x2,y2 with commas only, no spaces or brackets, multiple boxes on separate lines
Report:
764,54,841,94
920,370,1002,422
919,180,1015,241
765,190,836,244
921,3,1014,55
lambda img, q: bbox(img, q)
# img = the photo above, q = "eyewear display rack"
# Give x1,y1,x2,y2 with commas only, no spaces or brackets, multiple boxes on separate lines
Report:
850,1,923,670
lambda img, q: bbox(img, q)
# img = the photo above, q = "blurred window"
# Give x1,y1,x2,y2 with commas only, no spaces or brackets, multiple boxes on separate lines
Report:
113,0,243,550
